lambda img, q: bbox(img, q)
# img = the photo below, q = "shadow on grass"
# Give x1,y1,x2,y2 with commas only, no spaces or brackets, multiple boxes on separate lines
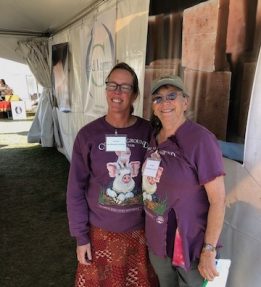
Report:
0,145,76,287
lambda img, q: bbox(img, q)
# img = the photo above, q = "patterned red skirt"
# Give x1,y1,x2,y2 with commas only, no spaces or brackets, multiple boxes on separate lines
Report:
75,226,159,287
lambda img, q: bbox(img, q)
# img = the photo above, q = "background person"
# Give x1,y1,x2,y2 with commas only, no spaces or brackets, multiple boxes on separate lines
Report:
142,75,226,287
67,62,158,287
0,79,13,100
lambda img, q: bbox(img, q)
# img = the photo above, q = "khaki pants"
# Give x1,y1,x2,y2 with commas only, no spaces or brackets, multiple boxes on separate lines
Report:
149,251,204,287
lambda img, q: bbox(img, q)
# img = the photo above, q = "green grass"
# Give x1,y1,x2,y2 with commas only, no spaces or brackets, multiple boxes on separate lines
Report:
0,120,76,287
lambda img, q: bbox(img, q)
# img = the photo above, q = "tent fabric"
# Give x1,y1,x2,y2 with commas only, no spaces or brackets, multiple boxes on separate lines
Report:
17,39,55,147
27,89,54,147
244,45,261,187
49,0,150,159
52,107,63,149
221,158,261,287
0,0,102,63
18,39,52,91
220,47,261,287
0,35,28,63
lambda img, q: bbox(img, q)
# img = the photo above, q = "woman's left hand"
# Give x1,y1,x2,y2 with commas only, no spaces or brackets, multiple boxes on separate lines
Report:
198,250,219,281
199,175,226,281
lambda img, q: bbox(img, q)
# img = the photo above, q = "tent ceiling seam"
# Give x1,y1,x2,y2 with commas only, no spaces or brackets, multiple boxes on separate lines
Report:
0,0,111,38
51,0,109,36
0,29,50,37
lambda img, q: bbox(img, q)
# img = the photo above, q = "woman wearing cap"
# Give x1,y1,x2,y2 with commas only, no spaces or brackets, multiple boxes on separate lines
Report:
142,75,226,287
67,62,158,286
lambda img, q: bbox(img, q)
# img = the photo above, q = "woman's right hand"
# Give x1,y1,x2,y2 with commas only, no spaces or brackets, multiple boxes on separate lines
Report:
76,243,92,265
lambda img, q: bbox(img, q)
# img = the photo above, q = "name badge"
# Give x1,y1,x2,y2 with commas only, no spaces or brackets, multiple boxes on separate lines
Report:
143,158,161,177
106,134,127,152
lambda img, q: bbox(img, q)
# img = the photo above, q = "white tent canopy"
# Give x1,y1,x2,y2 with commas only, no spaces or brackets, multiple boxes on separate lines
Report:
0,0,100,63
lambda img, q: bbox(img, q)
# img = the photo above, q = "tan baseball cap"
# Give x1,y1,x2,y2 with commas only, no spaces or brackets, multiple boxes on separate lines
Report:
151,75,187,95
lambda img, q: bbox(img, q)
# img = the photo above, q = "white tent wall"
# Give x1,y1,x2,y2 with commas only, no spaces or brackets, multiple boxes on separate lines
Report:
220,47,261,287
48,7,97,159
244,51,261,187
18,39,54,147
116,0,150,116
49,0,149,159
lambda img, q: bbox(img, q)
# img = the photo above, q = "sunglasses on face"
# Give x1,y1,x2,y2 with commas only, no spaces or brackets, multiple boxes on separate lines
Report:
152,92,180,104
105,81,133,93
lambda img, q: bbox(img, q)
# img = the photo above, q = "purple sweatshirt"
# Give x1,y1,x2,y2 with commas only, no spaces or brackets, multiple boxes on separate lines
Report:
67,116,152,245
142,120,225,270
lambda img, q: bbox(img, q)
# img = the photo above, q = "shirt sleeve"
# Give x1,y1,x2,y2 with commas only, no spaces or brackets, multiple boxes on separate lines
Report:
66,132,90,245
194,131,225,185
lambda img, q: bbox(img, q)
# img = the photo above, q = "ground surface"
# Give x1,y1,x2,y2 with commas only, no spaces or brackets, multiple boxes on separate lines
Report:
0,118,76,287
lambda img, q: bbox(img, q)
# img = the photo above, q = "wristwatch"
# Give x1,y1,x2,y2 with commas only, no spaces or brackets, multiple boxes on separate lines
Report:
202,243,216,252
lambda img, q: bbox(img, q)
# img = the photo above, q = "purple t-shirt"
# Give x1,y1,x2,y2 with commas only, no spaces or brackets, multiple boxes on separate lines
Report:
142,120,225,270
67,116,152,245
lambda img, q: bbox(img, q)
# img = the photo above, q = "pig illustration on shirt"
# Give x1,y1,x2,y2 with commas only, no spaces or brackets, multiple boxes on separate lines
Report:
106,148,140,204
142,151,163,202
142,167,163,202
